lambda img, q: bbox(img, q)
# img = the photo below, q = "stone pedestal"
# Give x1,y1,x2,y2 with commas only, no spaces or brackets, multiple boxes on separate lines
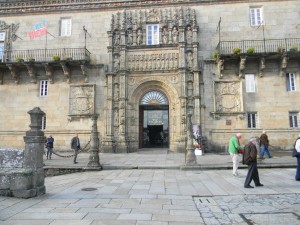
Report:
87,115,102,169
185,114,197,166
20,107,46,198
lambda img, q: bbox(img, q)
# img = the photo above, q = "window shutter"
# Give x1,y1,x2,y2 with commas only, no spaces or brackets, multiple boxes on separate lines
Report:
61,18,71,36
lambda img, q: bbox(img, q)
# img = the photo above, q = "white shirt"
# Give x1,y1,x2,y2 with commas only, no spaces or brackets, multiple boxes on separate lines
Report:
295,138,300,152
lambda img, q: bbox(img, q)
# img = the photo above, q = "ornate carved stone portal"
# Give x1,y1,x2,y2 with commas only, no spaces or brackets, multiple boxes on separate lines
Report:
103,7,200,153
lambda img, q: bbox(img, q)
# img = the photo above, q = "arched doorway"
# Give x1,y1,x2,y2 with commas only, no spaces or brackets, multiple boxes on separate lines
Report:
139,90,169,148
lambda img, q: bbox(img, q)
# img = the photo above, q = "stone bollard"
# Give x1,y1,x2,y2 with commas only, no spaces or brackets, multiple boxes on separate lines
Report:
87,114,102,169
185,114,197,166
21,107,46,198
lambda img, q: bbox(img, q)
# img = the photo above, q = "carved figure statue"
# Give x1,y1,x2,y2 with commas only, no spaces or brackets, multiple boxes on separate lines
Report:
162,27,168,44
127,29,133,45
172,27,178,43
186,51,193,70
137,29,142,45
114,32,120,46
186,26,192,44
113,55,120,72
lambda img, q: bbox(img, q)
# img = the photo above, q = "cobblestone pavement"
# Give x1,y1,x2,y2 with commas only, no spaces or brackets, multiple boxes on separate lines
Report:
0,168,299,225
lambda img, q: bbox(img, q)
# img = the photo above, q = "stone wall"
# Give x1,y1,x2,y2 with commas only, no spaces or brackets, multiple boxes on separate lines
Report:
0,107,46,198
0,0,299,152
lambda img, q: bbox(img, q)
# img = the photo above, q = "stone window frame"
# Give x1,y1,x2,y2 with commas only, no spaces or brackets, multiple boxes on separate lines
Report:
249,7,263,27
247,112,258,129
245,74,256,93
60,17,72,37
286,72,296,92
39,80,48,97
289,112,299,128
146,24,159,45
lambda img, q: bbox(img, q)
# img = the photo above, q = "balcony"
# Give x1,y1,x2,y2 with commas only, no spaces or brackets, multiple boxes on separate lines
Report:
217,38,300,56
0,48,91,84
1,47,90,63
215,38,300,79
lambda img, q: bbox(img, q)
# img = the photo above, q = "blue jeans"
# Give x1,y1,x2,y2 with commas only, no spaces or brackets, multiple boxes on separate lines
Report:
261,146,271,158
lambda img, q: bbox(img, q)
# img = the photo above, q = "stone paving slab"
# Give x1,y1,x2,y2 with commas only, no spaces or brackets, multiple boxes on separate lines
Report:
1,168,300,224
44,150,296,172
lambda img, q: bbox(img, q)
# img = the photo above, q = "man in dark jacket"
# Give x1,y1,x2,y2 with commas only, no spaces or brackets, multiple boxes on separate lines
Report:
243,137,264,188
71,134,80,164
260,130,271,158
46,135,54,160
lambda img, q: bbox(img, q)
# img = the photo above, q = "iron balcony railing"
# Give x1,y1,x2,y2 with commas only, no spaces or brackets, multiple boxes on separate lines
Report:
2,48,91,63
217,38,300,55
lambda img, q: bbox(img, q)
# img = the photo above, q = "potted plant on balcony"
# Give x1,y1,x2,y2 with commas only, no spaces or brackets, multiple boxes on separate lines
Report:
52,55,61,61
232,48,241,55
27,57,35,62
212,51,219,60
16,57,24,63
63,56,72,61
246,47,255,54
289,45,298,53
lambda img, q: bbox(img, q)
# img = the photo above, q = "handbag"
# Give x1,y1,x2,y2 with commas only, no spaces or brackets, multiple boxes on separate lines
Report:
238,149,243,154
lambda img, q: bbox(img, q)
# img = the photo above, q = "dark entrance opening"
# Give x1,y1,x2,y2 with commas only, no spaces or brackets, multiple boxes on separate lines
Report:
148,125,163,147
139,105,169,148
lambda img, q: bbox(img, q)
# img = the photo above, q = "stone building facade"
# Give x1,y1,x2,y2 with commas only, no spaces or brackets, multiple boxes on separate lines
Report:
0,0,299,153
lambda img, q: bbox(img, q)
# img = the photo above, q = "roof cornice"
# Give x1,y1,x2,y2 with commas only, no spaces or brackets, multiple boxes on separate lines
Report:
0,0,295,16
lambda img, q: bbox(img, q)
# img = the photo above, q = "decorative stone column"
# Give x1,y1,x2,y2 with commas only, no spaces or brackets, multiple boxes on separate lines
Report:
22,107,46,197
185,113,197,165
87,114,102,169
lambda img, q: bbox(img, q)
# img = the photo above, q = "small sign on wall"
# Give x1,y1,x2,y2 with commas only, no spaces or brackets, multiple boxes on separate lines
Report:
226,120,231,125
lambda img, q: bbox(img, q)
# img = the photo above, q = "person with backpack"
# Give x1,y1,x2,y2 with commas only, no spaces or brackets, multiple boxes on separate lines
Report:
243,137,264,188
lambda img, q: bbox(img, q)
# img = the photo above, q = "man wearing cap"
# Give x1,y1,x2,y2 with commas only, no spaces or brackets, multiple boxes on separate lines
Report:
243,137,264,188
228,133,243,177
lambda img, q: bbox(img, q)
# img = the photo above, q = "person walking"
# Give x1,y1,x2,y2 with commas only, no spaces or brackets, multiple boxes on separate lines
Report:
45,135,54,160
243,137,264,188
71,134,80,164
260,130,271,158
293,134,300,181
228,133,243,177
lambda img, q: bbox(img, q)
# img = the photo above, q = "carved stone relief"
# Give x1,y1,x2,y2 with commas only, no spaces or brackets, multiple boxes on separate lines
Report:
127,52,178,71
214,81,242,113
69,85,95,116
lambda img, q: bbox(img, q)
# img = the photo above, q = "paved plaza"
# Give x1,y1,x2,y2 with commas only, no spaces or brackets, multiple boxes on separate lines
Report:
0,150,299,225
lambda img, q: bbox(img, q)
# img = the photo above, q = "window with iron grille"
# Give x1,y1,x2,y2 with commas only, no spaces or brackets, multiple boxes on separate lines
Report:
40,80,48,97
286,73,296,91
60,18,72,36
245,74,256,93
250,7,263,26
247,112,258,128
289,112,299,128
41,116,46,131
0,32,5,63
146,24,159,45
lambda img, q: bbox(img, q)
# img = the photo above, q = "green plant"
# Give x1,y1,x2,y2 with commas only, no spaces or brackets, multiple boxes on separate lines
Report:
52,55,61,61
212,51,219,59
63,56,72,61
16,57,24,62
289,45,298,52
27,57,35,62
232,48,241,55
246,47,255,54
